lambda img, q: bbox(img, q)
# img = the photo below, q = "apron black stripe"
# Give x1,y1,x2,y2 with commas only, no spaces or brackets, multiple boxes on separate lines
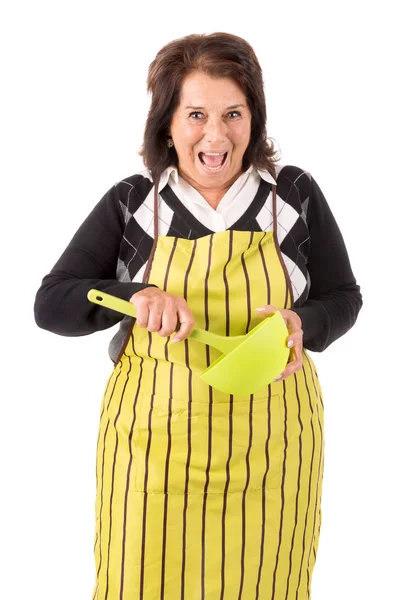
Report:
303,354,324,598
96,438,114,597
238,392,255,599
201,382,214,600
294,360,317,598
160,236,178,600
93,393,113,600
119,336,145,598
96,363,124,585
221,230,233,598
256,246,271,600
104,357,134,599
255,386,272,600
163,237,179,292
140,335,158,600
255,245,274,596
205,232,215,330
160,360,174,600
238,232,255,597
283,372,303,599
241,231,254,334
93,371,114,570
301,354,321,599
271,380,289,600
180,239,197,600
258,232,271,305
222,230,233,336
99,370,115,422
284,280,289,308
220,394,234,600
314,369,324,410
201,234,214,600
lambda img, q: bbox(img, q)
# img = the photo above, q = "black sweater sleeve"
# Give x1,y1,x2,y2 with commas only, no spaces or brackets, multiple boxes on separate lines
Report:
33,183,156,336
291,174,363,352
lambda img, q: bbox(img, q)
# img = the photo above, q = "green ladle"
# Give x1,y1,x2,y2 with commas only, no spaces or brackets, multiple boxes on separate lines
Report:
87,289,290,394
88,289,247,354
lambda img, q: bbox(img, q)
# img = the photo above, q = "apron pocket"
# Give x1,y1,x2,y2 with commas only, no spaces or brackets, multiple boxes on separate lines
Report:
133,392,283,495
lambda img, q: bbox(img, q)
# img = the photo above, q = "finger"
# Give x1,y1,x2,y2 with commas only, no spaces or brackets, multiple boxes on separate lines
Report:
286,331,303,349
147,303,164,332
289,337,303,363
285,346,294,365
283,312,303,335
274,345,303,381
255,304,278,315
285,355,303,377
172,305,195,341
131,297,150,328
158,303,178,337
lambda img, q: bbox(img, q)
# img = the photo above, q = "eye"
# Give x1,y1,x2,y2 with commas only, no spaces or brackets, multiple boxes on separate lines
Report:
226,111,241,119
189,111,205,119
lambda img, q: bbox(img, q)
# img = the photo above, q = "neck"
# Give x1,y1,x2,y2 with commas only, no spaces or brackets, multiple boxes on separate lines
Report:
178,169,244,209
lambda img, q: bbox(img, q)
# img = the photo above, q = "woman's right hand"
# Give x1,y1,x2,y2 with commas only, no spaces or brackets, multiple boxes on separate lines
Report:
129,287,195,342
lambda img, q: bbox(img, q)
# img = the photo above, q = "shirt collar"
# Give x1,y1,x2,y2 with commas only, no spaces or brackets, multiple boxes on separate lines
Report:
158,163,277,191
253,165,277,185
158,165,180,190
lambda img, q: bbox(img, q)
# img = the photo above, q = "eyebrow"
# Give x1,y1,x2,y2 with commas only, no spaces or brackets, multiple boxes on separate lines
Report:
184,104,247,110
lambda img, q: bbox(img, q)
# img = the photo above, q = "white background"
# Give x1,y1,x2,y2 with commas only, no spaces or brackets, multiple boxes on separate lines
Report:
1,1,399,598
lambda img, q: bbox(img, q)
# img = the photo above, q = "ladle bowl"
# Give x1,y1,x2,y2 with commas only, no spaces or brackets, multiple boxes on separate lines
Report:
199,312,290,394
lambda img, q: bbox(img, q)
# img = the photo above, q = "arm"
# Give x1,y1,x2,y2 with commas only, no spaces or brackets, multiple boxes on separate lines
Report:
33,182,156,336
291,174,363,352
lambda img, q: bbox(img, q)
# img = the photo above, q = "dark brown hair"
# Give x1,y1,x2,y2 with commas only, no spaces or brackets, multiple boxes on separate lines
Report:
139,32,280,184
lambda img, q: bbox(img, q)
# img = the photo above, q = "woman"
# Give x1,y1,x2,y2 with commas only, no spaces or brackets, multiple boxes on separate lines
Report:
34,32,362,600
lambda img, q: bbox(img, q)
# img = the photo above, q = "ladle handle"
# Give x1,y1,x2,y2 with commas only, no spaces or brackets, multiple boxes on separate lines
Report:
87,289,138,318
87,289,205,340
188,327,219,346
87,289,242,354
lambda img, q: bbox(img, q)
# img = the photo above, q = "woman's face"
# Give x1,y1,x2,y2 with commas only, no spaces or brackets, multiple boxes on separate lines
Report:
169,71,252,189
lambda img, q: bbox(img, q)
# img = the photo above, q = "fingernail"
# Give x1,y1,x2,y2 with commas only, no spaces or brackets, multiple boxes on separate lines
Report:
273,374,283,382
171,337,181,344
287,339,294,348
256,307,267,312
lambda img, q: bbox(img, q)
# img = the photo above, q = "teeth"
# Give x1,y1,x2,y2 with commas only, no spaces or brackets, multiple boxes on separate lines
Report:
198,151,227,171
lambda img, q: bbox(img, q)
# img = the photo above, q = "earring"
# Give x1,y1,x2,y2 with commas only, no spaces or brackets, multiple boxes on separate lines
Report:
167,137,174,148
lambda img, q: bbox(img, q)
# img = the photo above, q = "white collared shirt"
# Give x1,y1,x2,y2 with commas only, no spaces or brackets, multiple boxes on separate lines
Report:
157,164,276,232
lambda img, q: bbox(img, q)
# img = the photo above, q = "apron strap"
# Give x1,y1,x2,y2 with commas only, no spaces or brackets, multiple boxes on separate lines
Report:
142,177,160,284
271,164,278,232
271,164,294,307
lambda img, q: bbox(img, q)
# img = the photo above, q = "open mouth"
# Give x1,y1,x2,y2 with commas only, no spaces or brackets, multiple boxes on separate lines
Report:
198,151,228,171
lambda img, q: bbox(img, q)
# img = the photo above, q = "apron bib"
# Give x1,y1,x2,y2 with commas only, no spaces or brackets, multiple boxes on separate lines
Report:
92,172,325,600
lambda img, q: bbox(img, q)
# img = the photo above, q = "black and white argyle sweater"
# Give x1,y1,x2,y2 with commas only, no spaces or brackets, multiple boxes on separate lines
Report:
34,163,363,359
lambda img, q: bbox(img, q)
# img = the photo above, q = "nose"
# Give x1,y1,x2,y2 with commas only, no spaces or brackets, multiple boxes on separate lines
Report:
203,116,228,144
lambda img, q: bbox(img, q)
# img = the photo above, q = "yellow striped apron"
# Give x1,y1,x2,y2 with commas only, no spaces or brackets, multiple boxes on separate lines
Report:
92,176,325,600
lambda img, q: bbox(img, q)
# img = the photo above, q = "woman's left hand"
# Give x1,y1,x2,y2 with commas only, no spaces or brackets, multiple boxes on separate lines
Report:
256,305,304,382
